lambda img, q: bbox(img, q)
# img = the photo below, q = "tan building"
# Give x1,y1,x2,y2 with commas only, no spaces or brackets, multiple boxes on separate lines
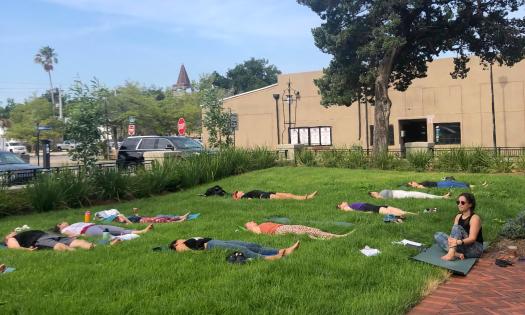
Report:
203,57,525,150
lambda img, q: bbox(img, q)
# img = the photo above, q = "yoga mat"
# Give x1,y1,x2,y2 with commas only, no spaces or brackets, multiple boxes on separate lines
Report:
0,244,6,250
412,243,488,276
264,216,292,224
187,213,200,220
1,267,15,274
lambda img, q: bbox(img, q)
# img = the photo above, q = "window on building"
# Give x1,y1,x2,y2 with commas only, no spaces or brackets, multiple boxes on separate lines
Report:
289,126,332,146
434,123,461,144
370,125,395,146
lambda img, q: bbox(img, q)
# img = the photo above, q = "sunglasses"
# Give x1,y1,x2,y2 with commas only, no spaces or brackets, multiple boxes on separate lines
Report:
456,200,467,205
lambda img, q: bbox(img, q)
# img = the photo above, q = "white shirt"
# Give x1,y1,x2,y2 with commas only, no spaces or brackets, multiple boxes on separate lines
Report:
94,209,121,219
62,222,94,235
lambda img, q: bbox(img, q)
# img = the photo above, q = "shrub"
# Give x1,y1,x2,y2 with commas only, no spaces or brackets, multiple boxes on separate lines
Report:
370,152,398,170
514,153,525,171
295,148,317,167
490,154,513,173
406,150,433,171
26,174,64,212
55,170,93,208
0,189,31,217
500,210,525,239
434,147,492,173
91,168,131,201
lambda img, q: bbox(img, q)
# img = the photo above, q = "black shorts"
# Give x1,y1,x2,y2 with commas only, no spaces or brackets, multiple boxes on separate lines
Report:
420,181,438,188
357,203,386,213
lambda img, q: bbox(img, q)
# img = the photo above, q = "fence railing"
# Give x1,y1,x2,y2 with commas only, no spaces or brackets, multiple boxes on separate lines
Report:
0,160,153,188
305,146,525,158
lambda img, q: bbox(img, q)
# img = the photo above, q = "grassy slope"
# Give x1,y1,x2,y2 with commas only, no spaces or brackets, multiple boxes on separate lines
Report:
0,167,524,314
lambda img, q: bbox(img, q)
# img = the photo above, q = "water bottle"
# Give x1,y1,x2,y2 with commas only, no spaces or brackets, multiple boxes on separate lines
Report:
84,210,91,223
102,229,110,241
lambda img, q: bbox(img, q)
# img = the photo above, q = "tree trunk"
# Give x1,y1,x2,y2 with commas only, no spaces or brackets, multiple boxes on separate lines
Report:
373,48,398,155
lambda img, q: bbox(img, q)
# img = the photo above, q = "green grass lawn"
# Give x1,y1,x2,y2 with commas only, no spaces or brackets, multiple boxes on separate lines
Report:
1,167,524,314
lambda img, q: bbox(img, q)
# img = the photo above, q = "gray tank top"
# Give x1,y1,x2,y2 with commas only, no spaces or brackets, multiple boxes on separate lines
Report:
379,190,393,199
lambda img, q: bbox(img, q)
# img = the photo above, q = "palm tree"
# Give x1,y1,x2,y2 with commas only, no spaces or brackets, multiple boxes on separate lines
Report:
34,46,58,103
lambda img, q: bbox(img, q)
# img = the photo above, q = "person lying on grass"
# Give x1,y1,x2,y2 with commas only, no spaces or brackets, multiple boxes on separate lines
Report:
170,237,300,261
407,180,487,189
96,208,190,224
336,202,416,217
232,190,317,200
54,222,153,238
244,221,353,239
368,190,451,200
4,229,95,251
434,192,483,261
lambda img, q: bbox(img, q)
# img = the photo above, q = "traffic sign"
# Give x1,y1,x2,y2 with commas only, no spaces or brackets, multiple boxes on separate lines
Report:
128,124,135,136
128,116,136,123
177,117,186,136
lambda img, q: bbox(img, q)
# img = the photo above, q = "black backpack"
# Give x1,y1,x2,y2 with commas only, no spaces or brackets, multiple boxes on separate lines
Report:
203,185,228,197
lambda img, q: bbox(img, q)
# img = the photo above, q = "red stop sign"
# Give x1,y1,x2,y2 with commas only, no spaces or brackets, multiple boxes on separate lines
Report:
177,118,186,136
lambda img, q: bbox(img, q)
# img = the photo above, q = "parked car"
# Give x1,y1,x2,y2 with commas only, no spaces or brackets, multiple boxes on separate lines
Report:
117,136,204,167
56,140,77,151
0,151,42,185
3,141,27,155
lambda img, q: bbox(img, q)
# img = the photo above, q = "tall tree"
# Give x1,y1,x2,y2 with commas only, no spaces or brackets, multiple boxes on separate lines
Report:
213,58,282,95
200,76,233,148
65,80,104,169
34,46,59,107
298,0,525,153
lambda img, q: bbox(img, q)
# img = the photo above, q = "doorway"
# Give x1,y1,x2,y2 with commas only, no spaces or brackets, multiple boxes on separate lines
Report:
399,119,428,153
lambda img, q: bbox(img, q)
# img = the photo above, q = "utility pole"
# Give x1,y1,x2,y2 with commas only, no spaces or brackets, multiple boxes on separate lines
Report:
58,88,63,120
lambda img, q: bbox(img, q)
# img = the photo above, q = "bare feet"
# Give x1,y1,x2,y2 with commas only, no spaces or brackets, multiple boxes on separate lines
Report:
455,253,465,260
180,212,191,221
110,238,122,246
283,241,300,256
145,224,154,232
264,252,284,261
0,264,6,273
443,192,451,199
441,253,456,261
306,191,318,200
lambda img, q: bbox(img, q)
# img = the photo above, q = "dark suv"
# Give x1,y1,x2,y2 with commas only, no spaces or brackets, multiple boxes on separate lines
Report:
117,136,204,167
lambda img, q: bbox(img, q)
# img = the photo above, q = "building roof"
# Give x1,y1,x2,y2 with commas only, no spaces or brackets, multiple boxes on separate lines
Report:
173,64,192,90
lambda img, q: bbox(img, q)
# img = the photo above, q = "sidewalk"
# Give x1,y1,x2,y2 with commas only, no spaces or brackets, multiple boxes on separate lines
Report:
409,257,525,314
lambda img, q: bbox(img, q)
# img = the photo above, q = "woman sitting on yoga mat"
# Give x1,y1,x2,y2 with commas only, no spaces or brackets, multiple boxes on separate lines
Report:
407,180,481,189
232,190,317,200
435,192,483,261
54,222,153,238
244,221,352,239
170,237,300,261
336,202,415,217
368,190,451,199
3,229,94,251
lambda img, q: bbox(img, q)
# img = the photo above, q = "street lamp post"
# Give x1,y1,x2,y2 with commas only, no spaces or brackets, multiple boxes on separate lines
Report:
273,94,280,144
281,79,300,144
490,63,497,154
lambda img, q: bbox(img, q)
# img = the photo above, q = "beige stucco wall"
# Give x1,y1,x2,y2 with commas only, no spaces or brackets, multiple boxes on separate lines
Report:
203,57,525,149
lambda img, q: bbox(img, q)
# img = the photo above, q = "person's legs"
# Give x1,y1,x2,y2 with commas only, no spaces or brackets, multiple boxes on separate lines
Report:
70,239,94,250
434,232,450,252
276,225,340,239
271,191,317,200
440,225,470,260
221,240,280,256
394,191,448,199
94,225,136,236
53,243,74,251
379,206,415,217
461,242,484,258
206,240,278,259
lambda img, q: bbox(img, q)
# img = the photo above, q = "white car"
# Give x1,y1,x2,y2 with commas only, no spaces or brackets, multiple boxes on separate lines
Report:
5,142,27,155
56,140,77,151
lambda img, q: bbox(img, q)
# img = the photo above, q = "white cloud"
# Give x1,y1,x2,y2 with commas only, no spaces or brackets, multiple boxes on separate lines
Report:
42,0,322,41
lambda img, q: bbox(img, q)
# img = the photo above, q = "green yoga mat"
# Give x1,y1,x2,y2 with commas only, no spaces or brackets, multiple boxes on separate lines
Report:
412,243,488,276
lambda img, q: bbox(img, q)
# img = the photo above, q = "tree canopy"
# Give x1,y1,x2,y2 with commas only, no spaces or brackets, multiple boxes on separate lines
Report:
212,58,281,95
298,0,525,153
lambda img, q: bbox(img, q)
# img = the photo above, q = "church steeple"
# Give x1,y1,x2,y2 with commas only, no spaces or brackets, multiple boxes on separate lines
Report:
172,64,193,94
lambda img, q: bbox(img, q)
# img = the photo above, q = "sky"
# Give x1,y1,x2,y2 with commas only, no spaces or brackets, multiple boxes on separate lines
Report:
0,0,332,103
